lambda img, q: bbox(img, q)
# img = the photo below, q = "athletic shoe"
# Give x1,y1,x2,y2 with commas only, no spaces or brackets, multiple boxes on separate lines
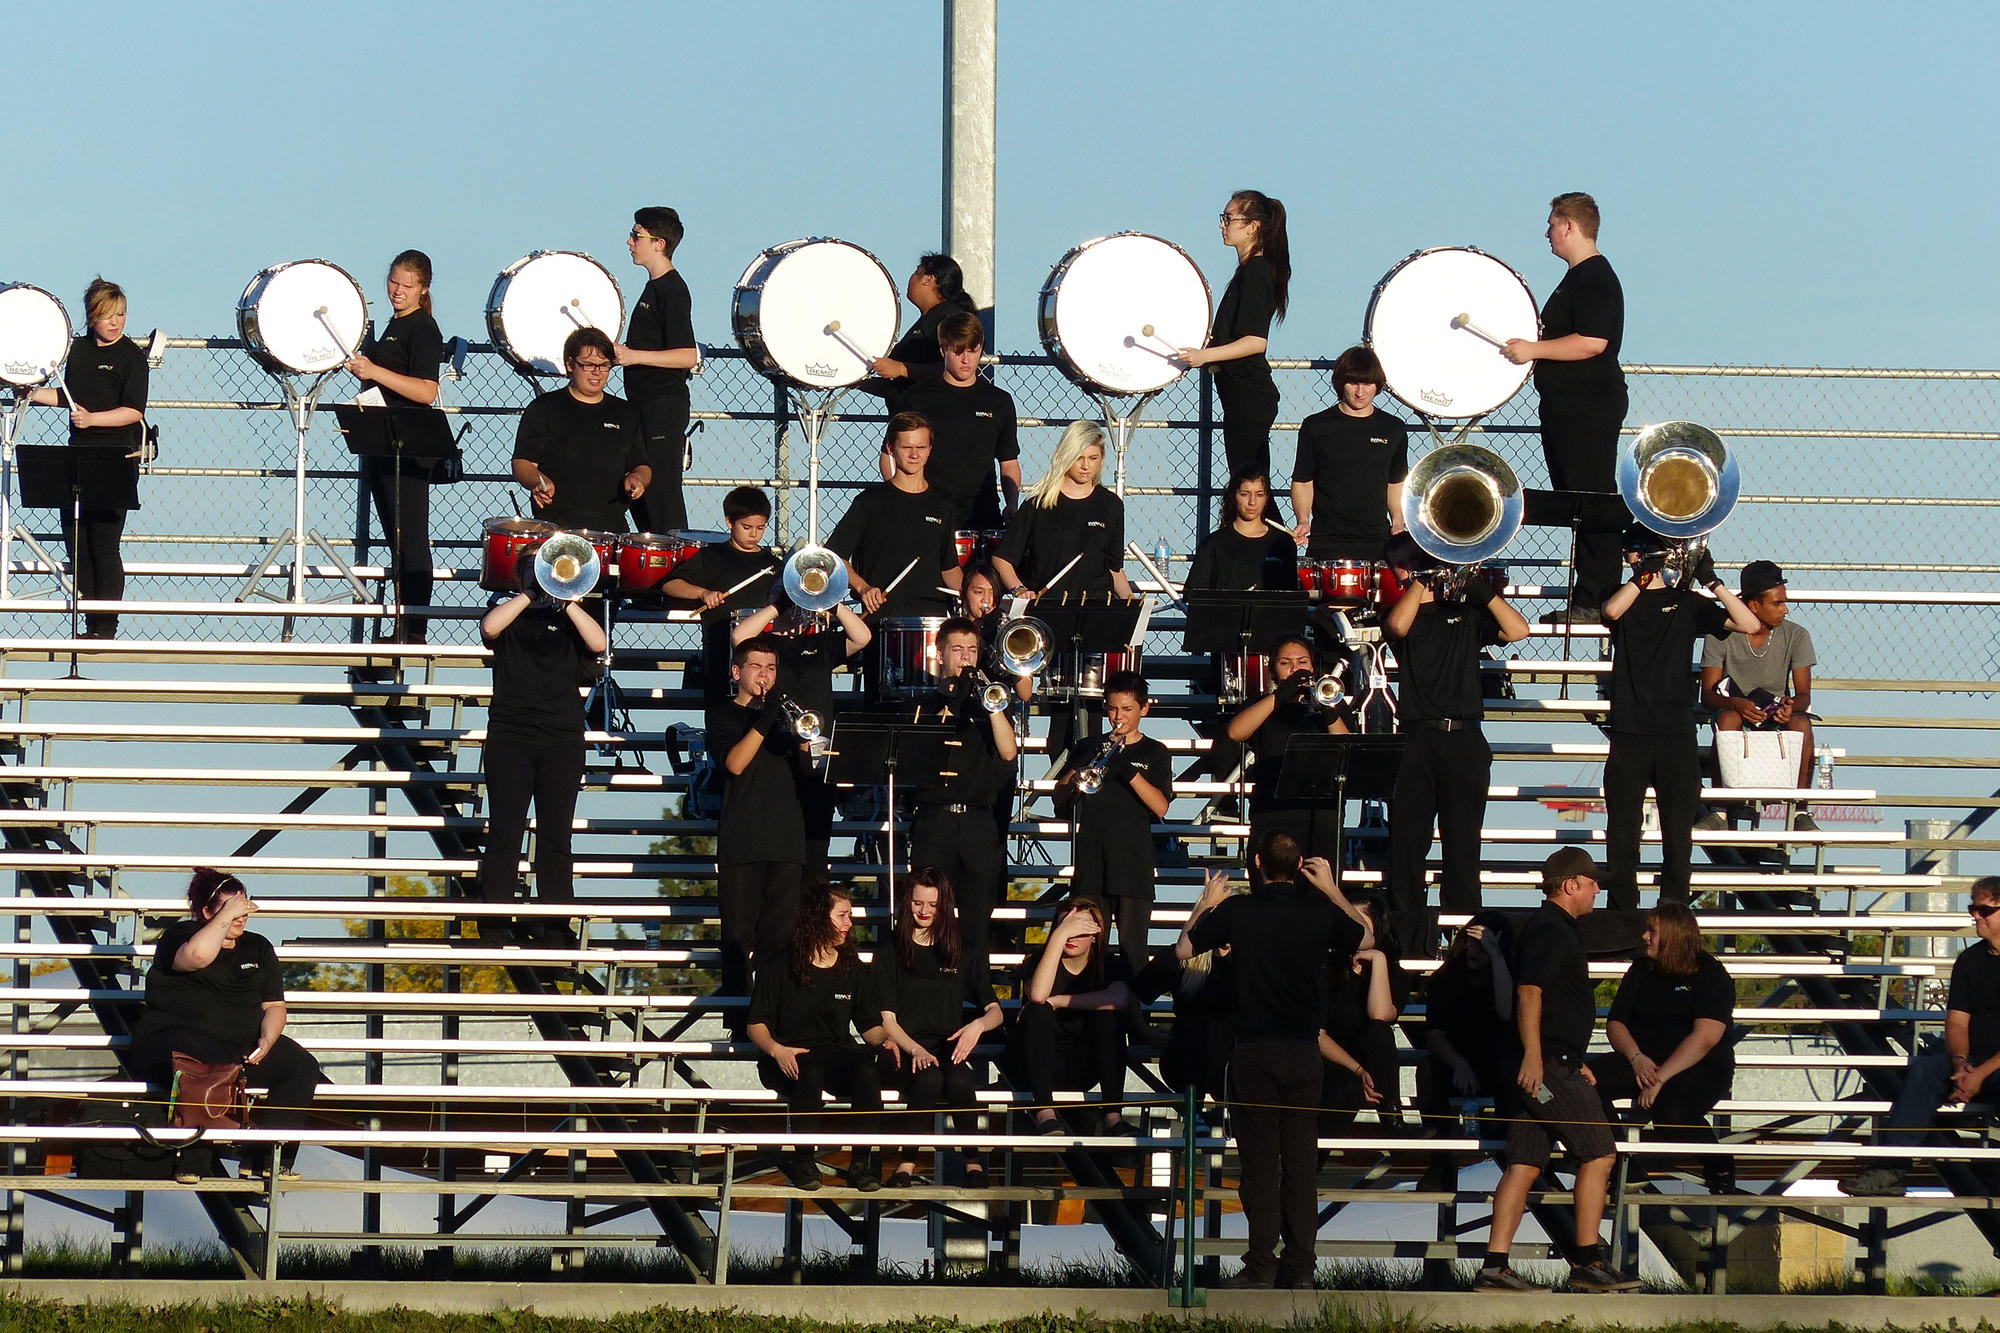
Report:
1845,1166,1905,1197
1693,808,1728,831
1568,1261,1641,1292
1217,1269,1274,1290
1472,1266,1533,1292
781,1156,822,1191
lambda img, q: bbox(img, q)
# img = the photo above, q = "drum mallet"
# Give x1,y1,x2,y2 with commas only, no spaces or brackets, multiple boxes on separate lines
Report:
560,299,592,330
1449,312,1508,350
824,320,875,369
313,306,349,357
1037,553,1085,599
1136,323,1183,360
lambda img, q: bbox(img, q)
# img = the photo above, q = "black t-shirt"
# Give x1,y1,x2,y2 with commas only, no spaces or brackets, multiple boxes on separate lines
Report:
623,270,695,404
1421,955,1519,1066
1512,901,1595,1065
1395,600,1501,723
1607,953,1735,1071
513,388,647,532
993,488,1124,594
749,950,875,1048
1533,254,1626,412
1947,942,2000,1065
895,376,1019,531
1322,936,1410,1045
874,938,999,1047
826,482,958,618
773,625,848,724
1186,882,1364,1042
1208,256,1277,393
64,333,149,453
1293,407,1410,558
1247,699,1335,815
1016,949,1133,1020
1074,734,1173,897
1607,587,1731,734
1184,525,1298,594
912,691,1008,806
675,542,783,617
706,699,807,866
140,921,284,1052
364,310,445,409
484,601,592,745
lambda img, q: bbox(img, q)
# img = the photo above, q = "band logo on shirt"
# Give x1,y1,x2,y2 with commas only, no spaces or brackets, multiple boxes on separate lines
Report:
975,411,994,419
1086,521,1106,529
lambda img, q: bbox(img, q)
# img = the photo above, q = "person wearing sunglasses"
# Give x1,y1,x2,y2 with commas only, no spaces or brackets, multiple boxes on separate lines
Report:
1849,876,2000,1197
512,326,650,532
1176,190,1292,501
614,207,698,533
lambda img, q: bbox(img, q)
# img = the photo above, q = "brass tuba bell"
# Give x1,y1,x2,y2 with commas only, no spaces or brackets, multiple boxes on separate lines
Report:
533,532,601,602
1401,443,1523,569
1618,421,1739,542
781,543,850,613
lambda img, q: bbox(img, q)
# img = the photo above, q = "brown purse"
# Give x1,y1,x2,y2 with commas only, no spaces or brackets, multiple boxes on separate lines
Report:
169,1053,252,1130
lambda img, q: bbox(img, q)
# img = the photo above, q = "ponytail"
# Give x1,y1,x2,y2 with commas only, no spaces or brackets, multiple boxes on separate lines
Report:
1230,190,1290,322
389,249,435,315
918,252,978,314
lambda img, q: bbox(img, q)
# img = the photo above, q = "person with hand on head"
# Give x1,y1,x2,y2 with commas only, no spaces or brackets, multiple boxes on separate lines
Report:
1131,869,1241,1120
864,253,978,402
345,251,445,641
828,411,961,620
1318,891,1412,1137
1179,190,1291,494
477,549,609,931
747,878,884,1192
129,869,322,1180
30,278,148,639
1849,876,2000,1197
1291,347,1407,560
872,867,1004,1187
512,327,650,531
1010,896,1135,1138
1478,849,1639,1294
1417,912,1520,1194
614,207,700,533
1600,526,1757,911
1699,559,1819,818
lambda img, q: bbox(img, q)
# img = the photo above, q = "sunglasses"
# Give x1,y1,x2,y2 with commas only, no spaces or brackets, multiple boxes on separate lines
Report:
1972,902,2000,919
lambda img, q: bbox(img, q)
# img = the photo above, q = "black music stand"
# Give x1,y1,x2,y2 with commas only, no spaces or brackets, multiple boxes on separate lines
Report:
1034,591,1144,770
1523,487,1632,692
824,713,954,917
335,404,459,642
1274,733,1404,891
1181,590,1306,657
17,444,138,658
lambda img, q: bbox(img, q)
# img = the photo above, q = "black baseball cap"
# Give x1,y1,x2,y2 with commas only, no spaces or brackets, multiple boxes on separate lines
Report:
1540,846,1600,894
1741,560,1787,598
1382,531,1427,570
1620,522,1668,556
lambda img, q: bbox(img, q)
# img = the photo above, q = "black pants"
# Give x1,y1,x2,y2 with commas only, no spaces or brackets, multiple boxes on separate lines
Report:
630,393,690,533
1010,1001,1126,1111
1216,375,1280,487
361,457,433,630
1319,1019,1403,1132
478,737,586,903
1603,728,1703,910
717,861,804,1000
1417,1041,1519,1152
1105,893,1152,980
1587,1052,1731,1145
1539,399,1625,613
131,1025,322,1168
800,774,836,878
880,1039,983,1162
764,1043,883,1163
1388,725,1491,915
911,804,1002,975
61,508,126,634
1229,1037,1322,1283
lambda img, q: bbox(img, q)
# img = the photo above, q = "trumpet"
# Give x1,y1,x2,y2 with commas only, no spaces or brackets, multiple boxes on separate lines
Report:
950,668,1013,714
1617,421,1740,584
1308,674,1347,712
1075,734,1127,795
1401,442,1522,595
776,696,824,746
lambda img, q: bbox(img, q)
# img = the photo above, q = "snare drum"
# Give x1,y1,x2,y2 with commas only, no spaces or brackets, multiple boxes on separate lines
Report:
486,251,625,376
732,238,899,389
1046,647,1146,701
236,261,367,376
1038,232,1210,396
1319,559,1377,606
480,517,554,593
953,529,1005,568
0,284,72,388
1217,650,1272,705
617,532,699,591
874,616,946,699
1364,246,1538,419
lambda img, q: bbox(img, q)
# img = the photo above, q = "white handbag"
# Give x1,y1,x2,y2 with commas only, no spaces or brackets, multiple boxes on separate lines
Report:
1715,729,1806,789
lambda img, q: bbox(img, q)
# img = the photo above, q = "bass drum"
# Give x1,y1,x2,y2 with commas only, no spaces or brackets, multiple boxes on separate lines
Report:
1364,246,1538,419
1039,232,1210,396
486,251,625,376
732,238,899,389
0,284,72,388
237,261,367,376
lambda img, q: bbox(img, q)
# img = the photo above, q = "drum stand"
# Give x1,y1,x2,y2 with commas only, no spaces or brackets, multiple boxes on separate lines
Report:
1091,391,1160,498
0,391,72,603
236,371,371,618
584,597,641,767
786,387,852,544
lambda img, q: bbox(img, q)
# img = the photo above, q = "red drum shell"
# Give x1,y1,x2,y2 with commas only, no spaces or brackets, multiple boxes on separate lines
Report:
1218,649,1272,704
874,616,946,699
1374,563,1409,609
480,517,554,593
617,532,696,590
1321,559,1377,605
568,529,621,592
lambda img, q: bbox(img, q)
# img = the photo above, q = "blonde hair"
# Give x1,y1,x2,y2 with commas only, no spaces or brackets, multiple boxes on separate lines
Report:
1023,419,1108,509
83,277,126,327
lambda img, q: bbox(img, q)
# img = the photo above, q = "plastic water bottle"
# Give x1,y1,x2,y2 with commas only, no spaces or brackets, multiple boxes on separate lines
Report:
1815,751,1834,790
1153,537,1171,587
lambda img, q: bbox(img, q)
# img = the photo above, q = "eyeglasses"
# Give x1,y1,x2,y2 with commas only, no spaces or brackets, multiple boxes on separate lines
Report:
629,229,659,243
1218,212,1249,226
1971,902,2000,919
571,360,614,373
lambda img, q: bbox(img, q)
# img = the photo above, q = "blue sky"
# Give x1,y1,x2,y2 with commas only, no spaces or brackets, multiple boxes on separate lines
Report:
8,1,1996,369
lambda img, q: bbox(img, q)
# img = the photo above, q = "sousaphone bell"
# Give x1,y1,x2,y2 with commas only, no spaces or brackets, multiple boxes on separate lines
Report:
1400,442,1523,592
995,616,1053,677
781,543,850,614
1618,421,1739,578
533,532,601,602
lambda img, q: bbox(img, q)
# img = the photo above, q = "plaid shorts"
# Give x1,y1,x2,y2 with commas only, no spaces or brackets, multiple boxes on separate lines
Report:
1505,1057,1617,1168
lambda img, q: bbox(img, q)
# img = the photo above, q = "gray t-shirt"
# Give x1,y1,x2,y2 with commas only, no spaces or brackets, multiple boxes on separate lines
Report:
1702,619,1816,700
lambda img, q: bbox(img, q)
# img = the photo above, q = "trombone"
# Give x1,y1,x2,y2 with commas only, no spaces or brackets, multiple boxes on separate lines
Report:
1617,421,1739,584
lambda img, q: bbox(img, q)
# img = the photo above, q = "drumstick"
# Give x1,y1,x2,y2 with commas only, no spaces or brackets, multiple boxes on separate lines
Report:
1449,312,1507,350
879,557,921,597
1038,553,1085,598
560,300,590,330
723,566,777,598
824,319,874,368
314,306,349,356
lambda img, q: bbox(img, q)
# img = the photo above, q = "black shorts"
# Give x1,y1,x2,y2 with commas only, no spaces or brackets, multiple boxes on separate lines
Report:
1505,1057,1616,1169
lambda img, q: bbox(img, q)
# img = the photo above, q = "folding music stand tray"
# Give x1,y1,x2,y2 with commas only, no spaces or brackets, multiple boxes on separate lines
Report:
1181,590,1307,656
1523,487,1632,694
1034,590,1144,766
335,404,459,640
824,712,954,917
1274,732,1404,892
17,444,138,647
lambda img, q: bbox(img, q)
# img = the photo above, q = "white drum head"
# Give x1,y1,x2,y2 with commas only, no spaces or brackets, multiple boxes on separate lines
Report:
0,284,72,388
1039,233,1210,396
237,260,367,376
1365,246,1538,419
486,251,626,376
732,239,899,388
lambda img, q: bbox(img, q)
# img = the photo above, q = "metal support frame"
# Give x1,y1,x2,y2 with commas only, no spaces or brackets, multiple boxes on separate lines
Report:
0,391,72,604
787,386,851,545
235,372,371,612
1093,391,1160,499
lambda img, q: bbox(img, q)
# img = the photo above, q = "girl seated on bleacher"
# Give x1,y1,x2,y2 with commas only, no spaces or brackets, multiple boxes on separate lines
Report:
872,868,1004,1186
747,878,885,1192
1007,895,1138,1138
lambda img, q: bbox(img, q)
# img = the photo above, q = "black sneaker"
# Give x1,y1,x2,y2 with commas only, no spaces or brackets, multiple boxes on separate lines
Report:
1216,1269,1274,1290
1568,1260,1641,1292
1473,1265,1533,1292
781,1156,822,1191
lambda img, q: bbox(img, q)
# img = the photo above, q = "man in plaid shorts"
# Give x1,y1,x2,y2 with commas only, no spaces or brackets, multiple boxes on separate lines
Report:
1476,848,1640,1293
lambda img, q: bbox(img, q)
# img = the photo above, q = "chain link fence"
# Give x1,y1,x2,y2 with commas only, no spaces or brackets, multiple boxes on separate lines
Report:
6,342,1995,680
